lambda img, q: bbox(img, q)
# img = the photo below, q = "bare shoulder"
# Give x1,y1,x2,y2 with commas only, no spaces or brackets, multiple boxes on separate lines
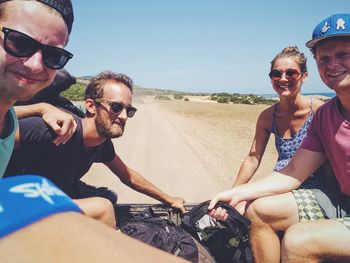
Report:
259,104,276,122
312,97,326,112
257,104,276,131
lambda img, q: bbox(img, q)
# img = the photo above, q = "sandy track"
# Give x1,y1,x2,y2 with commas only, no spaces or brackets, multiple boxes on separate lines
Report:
82,97,277,204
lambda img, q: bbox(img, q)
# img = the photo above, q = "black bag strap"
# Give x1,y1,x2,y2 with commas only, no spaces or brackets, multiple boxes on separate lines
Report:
181,200,251,230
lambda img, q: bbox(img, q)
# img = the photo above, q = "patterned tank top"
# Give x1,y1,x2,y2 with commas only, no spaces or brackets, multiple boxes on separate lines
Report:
271,98,328,190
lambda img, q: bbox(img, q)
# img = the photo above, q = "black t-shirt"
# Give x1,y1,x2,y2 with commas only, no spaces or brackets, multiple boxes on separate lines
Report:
5,115,116,193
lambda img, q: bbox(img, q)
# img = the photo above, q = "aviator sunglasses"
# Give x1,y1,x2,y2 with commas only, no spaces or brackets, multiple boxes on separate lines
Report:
0,26,73,69
269,68,301,81
94,99,137,118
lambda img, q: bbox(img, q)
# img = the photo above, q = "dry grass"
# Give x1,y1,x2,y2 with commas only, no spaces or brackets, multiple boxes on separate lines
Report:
156,99,278,185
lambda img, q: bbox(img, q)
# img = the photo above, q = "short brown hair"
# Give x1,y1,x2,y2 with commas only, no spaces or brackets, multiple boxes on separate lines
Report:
84,71,134,101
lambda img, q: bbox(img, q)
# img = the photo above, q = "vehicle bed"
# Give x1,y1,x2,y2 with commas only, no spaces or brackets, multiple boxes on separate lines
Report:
114,203,197,228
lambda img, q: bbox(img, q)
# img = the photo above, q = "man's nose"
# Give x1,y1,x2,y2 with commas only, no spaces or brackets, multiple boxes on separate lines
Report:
326,57,341,69
23,50,45,73
118,108,129,120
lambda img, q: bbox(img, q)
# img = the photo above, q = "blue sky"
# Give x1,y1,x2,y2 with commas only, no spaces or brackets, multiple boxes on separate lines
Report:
65,1,349,94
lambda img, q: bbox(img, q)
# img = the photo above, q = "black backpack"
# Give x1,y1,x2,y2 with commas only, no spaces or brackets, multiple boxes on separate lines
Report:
120,208,215,263
181,200,254,263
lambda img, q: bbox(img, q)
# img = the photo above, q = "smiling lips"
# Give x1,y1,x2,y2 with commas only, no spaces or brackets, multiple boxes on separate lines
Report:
327,70,347,77
278,85,289,90
13,71,45,85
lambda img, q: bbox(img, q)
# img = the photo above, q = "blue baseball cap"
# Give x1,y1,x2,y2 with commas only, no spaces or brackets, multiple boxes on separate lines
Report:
306,13,350,48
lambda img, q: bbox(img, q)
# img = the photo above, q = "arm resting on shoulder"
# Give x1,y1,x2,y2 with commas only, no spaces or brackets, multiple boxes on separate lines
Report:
14,103,77,145
104,155,186,213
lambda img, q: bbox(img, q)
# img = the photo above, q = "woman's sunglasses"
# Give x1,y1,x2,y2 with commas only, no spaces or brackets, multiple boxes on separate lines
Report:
94,99,137,118
268,68,301,81
0,26,73,69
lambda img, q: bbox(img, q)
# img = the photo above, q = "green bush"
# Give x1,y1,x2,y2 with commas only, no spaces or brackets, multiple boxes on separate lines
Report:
174,94,184,100
61,82,86,101
212,93,275,105
217,96,229,103
154,95,171,100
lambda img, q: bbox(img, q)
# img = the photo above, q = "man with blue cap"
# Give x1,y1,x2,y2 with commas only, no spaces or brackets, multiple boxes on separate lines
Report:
209,13,350,263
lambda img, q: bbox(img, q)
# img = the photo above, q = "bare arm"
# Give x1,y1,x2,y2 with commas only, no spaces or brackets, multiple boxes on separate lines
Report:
104,155,186,213
14,103,77,145
233,109,273,186
0,212,187,263
209,148,326,210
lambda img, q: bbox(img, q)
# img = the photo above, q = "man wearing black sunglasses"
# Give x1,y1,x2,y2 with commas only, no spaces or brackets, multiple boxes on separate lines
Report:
0,0,76,178
0,1,186,262
6,70,186,224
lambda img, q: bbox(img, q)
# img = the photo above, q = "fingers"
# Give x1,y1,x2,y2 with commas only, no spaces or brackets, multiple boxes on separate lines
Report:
176,198,186,214
208,189,238,210
208,207,228,221
208,195,220,210
178,202,186,214
208,194,229,221
179,205,186,214
41,107,78,146
53,133,70,146
53,117,77,146
170,197,186,214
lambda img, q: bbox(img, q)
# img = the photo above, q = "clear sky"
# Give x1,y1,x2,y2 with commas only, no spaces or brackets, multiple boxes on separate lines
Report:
65,1,349,94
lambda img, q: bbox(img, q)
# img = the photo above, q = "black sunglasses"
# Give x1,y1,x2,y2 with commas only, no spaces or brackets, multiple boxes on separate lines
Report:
269,68,301,81
0,26,73,69
94,99,137,118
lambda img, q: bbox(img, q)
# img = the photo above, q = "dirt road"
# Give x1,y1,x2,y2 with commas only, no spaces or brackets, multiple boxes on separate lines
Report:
82,97,277,204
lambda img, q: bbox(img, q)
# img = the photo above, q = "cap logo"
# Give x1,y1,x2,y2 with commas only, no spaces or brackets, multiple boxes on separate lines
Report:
336,18,346,31
321,22,330,33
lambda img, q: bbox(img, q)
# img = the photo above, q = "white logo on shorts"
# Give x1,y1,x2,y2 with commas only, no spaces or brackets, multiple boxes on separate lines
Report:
9,178,65,205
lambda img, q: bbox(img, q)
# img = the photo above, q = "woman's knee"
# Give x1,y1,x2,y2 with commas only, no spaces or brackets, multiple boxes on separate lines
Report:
246,197,276,223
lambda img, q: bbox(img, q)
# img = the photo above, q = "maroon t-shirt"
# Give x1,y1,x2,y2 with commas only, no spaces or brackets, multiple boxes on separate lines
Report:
301,97,350,196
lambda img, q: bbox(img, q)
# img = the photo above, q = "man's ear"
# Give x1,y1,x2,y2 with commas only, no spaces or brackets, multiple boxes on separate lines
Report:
85,99,97,115
302,72,308,83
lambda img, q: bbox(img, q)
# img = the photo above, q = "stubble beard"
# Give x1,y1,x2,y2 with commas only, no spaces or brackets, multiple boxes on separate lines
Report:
95,111,124,139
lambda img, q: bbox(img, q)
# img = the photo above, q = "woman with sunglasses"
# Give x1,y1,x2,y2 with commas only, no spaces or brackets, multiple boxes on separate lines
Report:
232,46,329,194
